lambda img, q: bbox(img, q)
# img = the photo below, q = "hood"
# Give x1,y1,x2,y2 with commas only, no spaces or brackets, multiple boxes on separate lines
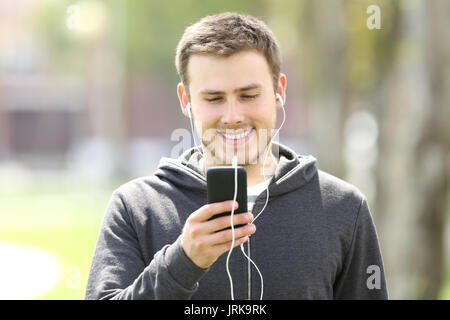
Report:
154,142,318,197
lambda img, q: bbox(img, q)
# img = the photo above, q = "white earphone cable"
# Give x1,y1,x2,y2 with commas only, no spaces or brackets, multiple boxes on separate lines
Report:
252,94,286,223
239,242,264,300
225,155,238,300
186,103,203,155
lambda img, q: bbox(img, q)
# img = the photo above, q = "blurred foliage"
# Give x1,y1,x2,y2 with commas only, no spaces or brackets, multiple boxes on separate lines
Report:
29,0,401,89
123,0,256,75
31,0,258,80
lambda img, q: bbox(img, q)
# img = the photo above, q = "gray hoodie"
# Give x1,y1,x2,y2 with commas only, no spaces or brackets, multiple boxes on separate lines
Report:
85,143,388,300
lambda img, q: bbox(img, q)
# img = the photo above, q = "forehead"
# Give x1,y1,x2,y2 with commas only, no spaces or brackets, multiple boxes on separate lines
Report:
187,50,273,93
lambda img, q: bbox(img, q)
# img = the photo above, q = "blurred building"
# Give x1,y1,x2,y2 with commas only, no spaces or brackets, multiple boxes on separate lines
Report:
0,1,176,181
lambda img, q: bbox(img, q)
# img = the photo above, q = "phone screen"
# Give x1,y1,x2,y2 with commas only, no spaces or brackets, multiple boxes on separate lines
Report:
206,166,248,227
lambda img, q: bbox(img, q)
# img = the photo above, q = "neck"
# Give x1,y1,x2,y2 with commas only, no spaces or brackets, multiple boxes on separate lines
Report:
199,147,279,187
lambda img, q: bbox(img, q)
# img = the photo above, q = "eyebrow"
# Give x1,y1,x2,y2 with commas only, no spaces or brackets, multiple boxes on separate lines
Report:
199,83,262,95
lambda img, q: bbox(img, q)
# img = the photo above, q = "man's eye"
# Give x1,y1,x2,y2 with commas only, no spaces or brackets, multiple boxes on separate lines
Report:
241,94,259,100
206,97,222,102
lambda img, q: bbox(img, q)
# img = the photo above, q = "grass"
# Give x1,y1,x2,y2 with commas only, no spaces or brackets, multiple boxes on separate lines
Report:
0,182,113,299
440,269,450,300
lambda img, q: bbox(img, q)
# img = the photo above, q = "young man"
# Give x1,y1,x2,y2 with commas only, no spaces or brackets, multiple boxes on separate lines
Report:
85,12,388,300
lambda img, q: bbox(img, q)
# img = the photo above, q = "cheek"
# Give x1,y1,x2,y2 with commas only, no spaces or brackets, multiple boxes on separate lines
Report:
192,109,220,143
251,105,277,129
196,114,219,135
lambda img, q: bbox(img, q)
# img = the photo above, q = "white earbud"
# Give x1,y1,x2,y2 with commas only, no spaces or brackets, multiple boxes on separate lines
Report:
276,93,284,108
186,102,192,118
185,102,202,154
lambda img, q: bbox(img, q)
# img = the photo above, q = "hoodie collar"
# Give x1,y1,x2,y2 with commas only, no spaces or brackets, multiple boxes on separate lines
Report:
155,142,317,196
269,143,317,196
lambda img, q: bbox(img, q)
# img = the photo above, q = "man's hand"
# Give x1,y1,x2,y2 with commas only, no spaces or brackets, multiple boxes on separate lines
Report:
181,200,256,269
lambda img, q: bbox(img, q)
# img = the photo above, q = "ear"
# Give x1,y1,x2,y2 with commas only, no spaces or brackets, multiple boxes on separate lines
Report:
177,82,191,118
275,73,287,109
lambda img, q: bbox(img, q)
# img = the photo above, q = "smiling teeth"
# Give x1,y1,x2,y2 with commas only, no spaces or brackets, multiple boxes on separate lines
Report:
222,129,252,140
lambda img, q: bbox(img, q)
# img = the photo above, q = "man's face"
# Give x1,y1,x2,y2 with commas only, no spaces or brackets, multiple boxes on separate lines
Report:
184,49,283,166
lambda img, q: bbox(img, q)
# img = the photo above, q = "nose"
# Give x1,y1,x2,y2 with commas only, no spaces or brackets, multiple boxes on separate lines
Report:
221,100,245,125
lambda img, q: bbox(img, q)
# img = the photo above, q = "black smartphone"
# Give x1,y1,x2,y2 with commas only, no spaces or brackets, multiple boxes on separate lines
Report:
206,166,248,229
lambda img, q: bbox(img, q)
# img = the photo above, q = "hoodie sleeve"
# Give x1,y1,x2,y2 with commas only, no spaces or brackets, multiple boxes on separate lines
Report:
333,197,388,300
84,191,208,300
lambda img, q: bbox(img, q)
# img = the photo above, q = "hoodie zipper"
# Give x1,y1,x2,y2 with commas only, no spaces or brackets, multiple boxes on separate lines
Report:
247,237,251,300
246,185,272,301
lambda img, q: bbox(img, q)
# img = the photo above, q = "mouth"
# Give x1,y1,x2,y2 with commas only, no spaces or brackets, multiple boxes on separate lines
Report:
217,128,255,145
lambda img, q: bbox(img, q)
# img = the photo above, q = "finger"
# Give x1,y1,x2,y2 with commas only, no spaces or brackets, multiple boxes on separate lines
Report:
190,200,239,222
213,235,250,256
203,212,254,234
207,223,256,246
